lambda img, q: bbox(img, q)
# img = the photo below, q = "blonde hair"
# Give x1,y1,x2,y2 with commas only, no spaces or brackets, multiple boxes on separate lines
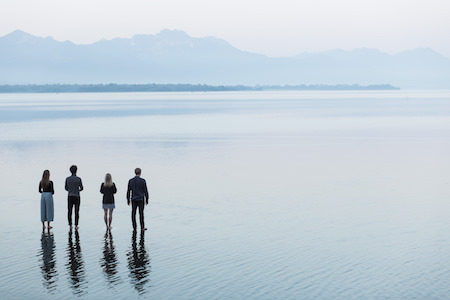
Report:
104,173,113,187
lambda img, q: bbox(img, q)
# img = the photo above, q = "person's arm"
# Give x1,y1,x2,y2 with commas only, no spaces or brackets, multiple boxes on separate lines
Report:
144,180,149,205
100,183,104,194
65,178,68,191
79,178,84,191
39,182,42,193
127,180,131,205
113,183,117,194
51,181,54,195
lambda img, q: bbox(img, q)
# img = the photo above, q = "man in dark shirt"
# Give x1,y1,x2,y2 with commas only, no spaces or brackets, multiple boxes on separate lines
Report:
127,168,149,231
65,165,83,230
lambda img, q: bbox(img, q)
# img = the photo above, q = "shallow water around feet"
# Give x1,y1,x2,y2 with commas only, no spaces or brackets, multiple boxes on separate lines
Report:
0,90,450,299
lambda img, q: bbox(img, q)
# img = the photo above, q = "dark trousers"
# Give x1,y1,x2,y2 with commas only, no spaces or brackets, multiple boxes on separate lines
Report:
131,200,145,230
68,196,80,226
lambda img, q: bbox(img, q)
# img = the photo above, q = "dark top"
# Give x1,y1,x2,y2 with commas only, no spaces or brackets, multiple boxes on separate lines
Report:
100,183,117,204
39,181,54,194
127,176,149,204
65,174,83,197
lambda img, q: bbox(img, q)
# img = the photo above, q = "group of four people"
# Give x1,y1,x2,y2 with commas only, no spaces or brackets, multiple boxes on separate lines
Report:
39,165,149,232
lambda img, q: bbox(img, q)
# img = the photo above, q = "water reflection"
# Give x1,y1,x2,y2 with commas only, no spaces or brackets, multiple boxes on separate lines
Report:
100,230,121,286
66,229,87,295
127,231,151,294
39,230,58,293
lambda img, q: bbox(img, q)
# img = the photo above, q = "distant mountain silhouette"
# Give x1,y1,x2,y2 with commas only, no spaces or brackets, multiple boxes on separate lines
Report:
1,29,449,88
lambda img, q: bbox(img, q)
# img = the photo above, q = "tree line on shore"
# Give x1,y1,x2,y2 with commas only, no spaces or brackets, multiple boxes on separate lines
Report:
0,83,399,93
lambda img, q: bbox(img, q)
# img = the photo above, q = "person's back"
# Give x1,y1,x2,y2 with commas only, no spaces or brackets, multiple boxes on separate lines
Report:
127,168,149,231
127,176,148,202
65,165,83,229
101,173,117,230
66,174,83,196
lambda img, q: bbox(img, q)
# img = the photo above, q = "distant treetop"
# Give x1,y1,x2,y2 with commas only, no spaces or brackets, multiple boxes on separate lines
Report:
0,83,400,93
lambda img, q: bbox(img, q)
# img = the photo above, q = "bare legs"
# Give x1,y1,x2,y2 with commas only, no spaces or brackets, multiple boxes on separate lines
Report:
104,209,114,230
109,209,113,229
42,221,52,230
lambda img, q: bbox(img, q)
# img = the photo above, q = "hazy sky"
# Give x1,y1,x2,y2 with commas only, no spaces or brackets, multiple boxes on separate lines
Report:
1,0,449,57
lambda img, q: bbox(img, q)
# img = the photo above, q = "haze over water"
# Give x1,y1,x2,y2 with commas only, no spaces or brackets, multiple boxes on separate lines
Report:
0,90,449,299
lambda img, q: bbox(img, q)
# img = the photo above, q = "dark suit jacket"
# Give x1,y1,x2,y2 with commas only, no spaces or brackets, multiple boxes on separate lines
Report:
127,176,149,204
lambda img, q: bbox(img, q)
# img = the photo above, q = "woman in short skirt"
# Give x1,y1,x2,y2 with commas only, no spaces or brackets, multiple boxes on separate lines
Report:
39,170,54,230
100,173,117,230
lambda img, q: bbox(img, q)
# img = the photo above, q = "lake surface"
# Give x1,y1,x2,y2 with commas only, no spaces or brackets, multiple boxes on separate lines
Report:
0,90,450,299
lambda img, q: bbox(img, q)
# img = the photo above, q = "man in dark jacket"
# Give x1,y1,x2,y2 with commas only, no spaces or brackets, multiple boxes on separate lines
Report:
127,168,149,231
65,165,83,230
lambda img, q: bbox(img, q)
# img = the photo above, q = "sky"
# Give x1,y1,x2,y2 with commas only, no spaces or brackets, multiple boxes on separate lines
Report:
1,0,450,58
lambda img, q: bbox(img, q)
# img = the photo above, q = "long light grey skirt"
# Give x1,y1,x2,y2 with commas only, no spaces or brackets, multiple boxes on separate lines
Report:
41,192,54,222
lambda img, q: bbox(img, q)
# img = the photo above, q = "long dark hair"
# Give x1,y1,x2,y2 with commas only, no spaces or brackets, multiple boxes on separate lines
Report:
40,170,50,189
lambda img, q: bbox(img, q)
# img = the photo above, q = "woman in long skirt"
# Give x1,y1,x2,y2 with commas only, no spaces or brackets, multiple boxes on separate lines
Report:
39,170,54,230
100,173,117,230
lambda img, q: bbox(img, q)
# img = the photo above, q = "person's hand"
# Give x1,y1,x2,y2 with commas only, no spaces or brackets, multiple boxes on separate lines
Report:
127,201,130,206
146,201,148,205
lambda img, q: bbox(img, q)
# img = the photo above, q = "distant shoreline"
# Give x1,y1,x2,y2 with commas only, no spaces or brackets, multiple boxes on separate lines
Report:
0,83,400,93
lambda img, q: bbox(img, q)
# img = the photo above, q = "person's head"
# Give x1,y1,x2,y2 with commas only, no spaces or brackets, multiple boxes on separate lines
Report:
134,168,141,176
42,170,50,180
70,165,77,175
104,173,113,187
41,170,50,187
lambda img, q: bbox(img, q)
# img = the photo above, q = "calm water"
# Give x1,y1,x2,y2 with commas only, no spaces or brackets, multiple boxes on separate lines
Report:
0,90,450,299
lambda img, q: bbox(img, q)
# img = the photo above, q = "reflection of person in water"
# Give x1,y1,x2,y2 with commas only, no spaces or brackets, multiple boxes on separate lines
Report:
127,231,151,294
66,229,87,295
100,230,120,286
39,230,58,292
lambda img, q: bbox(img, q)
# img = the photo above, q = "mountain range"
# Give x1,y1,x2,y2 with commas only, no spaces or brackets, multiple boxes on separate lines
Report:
1,29,450,89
